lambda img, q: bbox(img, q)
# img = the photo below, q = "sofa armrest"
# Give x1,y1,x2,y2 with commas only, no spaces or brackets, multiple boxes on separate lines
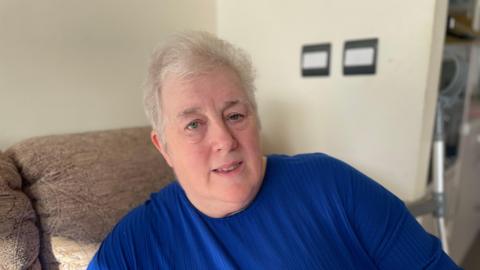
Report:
0,151,40,270
6,126,174,269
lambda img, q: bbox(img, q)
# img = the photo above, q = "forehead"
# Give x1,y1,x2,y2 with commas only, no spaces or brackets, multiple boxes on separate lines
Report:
161,68,248,112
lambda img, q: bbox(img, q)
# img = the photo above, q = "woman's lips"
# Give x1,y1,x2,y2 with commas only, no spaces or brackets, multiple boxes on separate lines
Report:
212,161,243,174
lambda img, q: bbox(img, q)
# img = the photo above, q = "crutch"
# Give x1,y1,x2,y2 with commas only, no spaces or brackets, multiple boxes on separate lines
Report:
407,102,449,254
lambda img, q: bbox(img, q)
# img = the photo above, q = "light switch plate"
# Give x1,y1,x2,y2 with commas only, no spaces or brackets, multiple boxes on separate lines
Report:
343,38,378,75
301,43,331,77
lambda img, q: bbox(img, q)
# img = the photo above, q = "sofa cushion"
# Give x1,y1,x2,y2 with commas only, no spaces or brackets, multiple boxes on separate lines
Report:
6,127,174,269
0,151,40,270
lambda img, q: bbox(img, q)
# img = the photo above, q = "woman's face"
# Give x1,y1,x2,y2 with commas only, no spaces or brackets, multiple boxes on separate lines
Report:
151,67,264,218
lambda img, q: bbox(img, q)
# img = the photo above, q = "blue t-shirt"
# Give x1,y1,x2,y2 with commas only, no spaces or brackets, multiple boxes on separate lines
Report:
88,153,460,269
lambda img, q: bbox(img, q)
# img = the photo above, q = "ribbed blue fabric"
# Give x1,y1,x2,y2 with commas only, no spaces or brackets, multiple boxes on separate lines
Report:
88,153,460,269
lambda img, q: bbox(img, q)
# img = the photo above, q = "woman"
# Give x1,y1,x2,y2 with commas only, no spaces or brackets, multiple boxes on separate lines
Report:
88,31,460,269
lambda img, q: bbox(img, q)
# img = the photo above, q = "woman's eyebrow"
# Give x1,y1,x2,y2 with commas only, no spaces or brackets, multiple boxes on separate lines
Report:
222,100,245,111
176,100,245,119
177,107,201,119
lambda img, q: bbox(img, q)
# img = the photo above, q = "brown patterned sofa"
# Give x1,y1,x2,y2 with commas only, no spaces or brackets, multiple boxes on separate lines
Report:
0,127,174,270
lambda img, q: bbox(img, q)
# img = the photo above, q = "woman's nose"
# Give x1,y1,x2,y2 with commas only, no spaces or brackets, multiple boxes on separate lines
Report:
211,121,238,152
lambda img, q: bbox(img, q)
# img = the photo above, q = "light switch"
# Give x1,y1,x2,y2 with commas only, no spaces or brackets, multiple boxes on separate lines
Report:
301,43,330,77
343,38,378,75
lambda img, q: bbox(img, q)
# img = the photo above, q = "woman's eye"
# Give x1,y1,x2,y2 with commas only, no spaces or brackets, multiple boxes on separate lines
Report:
227,113,245,122
186,121,200,130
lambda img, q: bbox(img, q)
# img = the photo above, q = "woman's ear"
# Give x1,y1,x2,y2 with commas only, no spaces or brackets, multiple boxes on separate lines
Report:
150,130,173,167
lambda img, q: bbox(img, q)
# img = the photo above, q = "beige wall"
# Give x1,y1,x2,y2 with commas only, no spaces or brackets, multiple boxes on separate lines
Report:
1,0,448,201
0,0,216,150
218,0,447,201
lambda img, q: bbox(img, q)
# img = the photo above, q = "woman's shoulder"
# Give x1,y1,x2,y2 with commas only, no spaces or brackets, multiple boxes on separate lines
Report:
101,181,177,240
117,181,180,222
265,152,385,206
267,152,352,179
268,152,347,165
90,182,181,268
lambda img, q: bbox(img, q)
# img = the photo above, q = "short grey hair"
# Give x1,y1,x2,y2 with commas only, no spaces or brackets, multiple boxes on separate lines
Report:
143,31,258,143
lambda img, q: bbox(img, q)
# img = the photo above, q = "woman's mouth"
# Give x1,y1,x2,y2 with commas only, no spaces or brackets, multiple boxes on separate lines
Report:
212,161,243,174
